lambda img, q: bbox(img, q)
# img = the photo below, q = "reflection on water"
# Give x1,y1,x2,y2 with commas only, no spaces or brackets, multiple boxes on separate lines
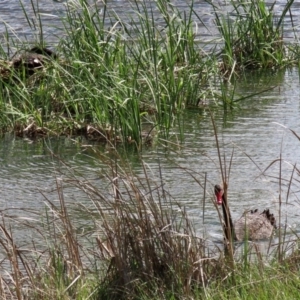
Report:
0,68,299,250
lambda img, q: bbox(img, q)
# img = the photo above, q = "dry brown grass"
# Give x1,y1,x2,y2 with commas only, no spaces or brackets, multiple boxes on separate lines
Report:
0,139,299,299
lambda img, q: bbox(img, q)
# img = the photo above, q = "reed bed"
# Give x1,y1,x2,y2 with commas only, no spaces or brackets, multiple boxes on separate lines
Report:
211,0,296,72
0,0,299,145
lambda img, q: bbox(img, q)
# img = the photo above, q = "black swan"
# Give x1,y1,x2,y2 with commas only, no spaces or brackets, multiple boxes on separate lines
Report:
11,47,57,76
214,184,276,241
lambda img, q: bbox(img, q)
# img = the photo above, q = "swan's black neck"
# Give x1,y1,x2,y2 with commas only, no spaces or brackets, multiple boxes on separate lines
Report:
221,193,235,241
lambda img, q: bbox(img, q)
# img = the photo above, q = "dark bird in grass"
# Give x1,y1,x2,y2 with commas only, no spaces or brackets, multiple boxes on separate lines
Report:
214,184,276,241
11,47,57,76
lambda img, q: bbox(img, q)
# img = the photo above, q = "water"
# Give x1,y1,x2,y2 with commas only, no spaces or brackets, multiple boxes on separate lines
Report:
1,0,299,53
0,68,299,244
0,0,65,50
0,1,300,249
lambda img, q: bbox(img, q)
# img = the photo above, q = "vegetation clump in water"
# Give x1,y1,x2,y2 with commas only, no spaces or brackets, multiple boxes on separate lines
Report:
0,0,298,146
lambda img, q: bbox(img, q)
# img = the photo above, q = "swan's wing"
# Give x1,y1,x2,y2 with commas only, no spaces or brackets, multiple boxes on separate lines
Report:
234,213,274,241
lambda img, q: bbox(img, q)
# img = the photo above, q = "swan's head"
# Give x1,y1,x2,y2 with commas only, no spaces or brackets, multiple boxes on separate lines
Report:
214,185,223,205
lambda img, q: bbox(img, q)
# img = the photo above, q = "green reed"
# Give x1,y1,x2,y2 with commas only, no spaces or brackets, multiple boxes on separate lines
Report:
209,0,295,71
0,0,219,144
60,0,211,140
0,0,299,143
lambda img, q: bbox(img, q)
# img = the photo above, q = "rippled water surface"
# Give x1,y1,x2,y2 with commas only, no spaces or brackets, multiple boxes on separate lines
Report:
1,1,300,247
0,68,299,244
1,0,299,51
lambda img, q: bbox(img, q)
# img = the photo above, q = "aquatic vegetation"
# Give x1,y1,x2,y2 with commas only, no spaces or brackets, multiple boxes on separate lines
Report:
210,0,295,72
0,0,299,145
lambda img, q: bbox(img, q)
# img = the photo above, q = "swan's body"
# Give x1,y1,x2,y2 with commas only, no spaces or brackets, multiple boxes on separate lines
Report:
233,209,275,241
214,185,276,241
11,47,57,76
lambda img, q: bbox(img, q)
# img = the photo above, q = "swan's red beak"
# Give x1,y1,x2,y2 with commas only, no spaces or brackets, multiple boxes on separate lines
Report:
216,191,223,205
214,185,224,205
215,184,224,205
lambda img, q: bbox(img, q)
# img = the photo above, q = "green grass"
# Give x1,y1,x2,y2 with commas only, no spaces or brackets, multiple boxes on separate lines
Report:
210,0,295,72
202,264,300,299
0,0,214,145
0,0,299,145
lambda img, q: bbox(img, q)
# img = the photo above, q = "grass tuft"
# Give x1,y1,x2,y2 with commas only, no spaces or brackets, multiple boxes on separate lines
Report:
4,0,299,143
210,0,295,71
